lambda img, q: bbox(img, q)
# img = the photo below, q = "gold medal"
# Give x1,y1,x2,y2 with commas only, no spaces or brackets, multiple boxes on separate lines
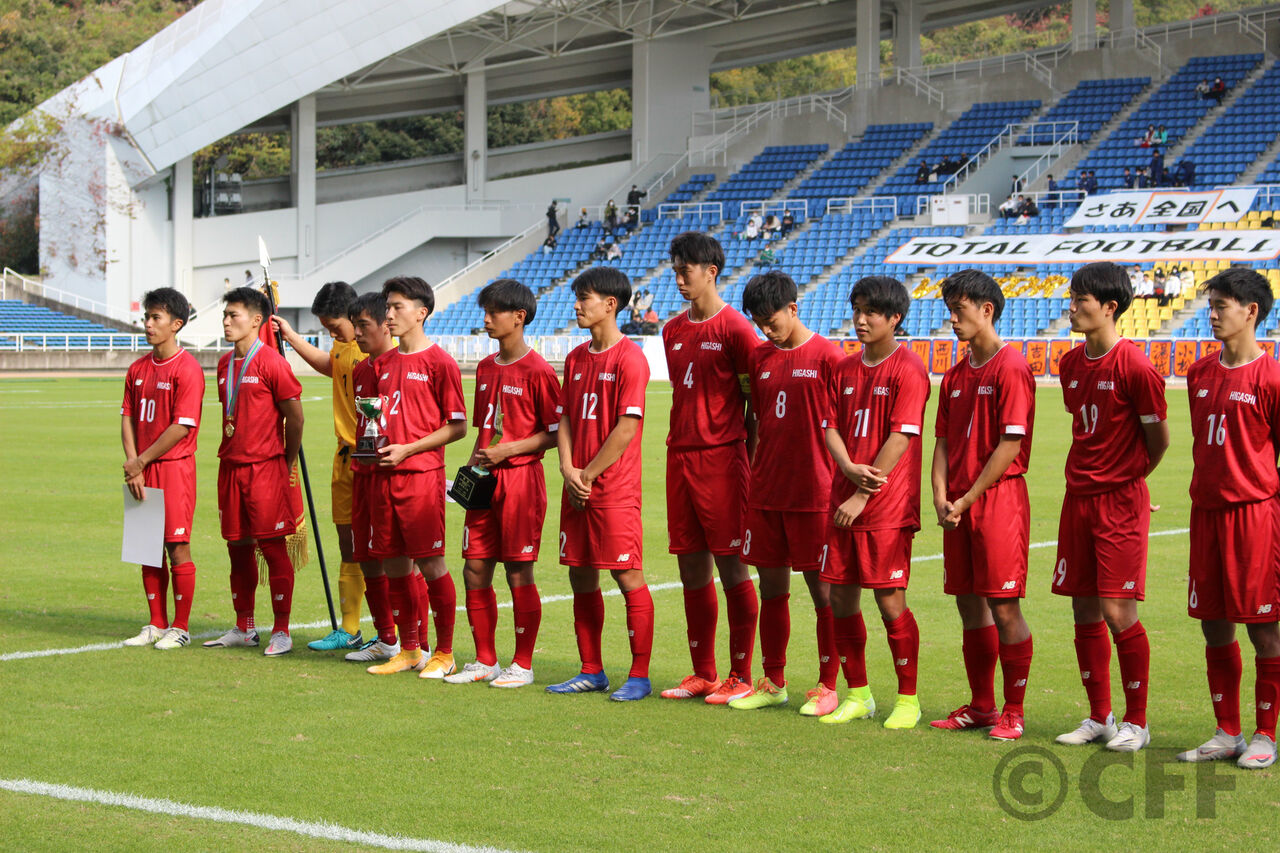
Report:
224,419,235,438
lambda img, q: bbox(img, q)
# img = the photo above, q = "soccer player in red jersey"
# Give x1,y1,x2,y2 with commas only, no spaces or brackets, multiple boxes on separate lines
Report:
929,269,1036,741
1178,268,1280,770
446,279,560,689
120,287,205,651
729,271,844,714
341,292,403,665
821,276,930,729
271,281,369,653
365,276,468,678
203,287,305,657
659,232,760,704
1053,262,1168,753
550,266,654,701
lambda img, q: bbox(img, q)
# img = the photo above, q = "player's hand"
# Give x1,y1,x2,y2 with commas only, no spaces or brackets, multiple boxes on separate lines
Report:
126,472,146,502
378,443,411,467
1150,501,1161,513
122,456,145,479
843,463,886,492
561,466,591,506
834,493,868,529
269,315,295,339
473,443,511,468
935,498,959,530
942,494,971,527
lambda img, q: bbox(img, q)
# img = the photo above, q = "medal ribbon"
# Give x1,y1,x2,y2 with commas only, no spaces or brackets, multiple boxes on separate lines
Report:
226,338,263,425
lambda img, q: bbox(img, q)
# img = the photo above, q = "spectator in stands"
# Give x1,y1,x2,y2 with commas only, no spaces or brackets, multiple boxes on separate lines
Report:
576,207,590,229
1150,147,1165,186
641,307,660,335
757,246,776,268
626,184,646,215
743,213,761,240
915,159,931,184
1010,174,1024,195
546,201,561,239
1196,78,1212,99
1122,167,1135,189
1138,124,1155,148
621,314,642,335
636,287,654,312
763,214,781,239
591,238,608,260
1016,195,1039,219
1134,268,1155,300
1045,174,1060,209
542,234,558,254
1153,268,1168,306
1135,166,1150,188
781,210,795,236
244,269,254,284
223,277,233,291
621,209,637,233
1180,267,1197,295
605,241,623,261
1087,171,1099,194
1209,76,1227,104
604,199,619,234
1156,125,1168,146
1173,158,1196,188
1129,265,1145,293
999,195,1020,218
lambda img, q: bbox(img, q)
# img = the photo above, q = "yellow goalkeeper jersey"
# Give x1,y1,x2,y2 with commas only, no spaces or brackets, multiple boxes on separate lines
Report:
330,339,367,446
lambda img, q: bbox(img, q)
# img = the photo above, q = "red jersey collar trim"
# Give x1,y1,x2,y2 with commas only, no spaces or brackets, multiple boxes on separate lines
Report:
861,343,901,368
1217,350,1267,370
773,331,816,351
587,336,625,355
1083,338,1123,361
150,347,186,366
967,342,1006,369
494,348,534,367
686,304,728,325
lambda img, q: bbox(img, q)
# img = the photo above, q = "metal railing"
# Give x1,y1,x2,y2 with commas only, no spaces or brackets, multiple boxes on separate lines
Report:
893,67,944,109
825,196,901,217
433,216,546,294
0,333,236,352
656,201,724,220
739,199,808,221
689,89,851,167
1014,121,1080,190
1,267,136,326
895,51,1056,90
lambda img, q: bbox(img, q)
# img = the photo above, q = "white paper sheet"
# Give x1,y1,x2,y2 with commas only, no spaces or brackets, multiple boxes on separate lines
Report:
122,485,165,566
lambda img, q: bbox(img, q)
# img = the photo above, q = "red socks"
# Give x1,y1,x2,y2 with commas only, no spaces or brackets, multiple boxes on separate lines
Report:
1206,641,1243,737
573,588,605,674
1255,655,1280,740
1074,620,1112,723
258,538,294,636
388,575,420,651
816,605,838,690
510,583,541,670
623,585,655,679
999,635,1034,715
141,565,169,629
884,609,919,695
466,587,499,667
962,624,999,713
834,612,868,689
427,573,456,655
1114,621,1150,728
363,574,397,646
683,583,718,681
724,578,758,680
412,573,430,649
760,593,791,687
227,543,257,633
170,562,196,632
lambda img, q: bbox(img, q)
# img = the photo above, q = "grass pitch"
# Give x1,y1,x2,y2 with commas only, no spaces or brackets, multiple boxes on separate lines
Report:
1,375,1275,851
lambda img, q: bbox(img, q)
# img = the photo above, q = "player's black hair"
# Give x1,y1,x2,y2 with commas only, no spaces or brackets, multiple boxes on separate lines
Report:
742,270,798,318
940,268,1005,322
477,278,537,323
1070,262,1133,318
348,291,388,325
142,287,192,329
311,281,357,319
381,275,435,317
223,286,270,318
1203,268,1274,328
571,266,631,310
849,275,910,333
668,231,725,274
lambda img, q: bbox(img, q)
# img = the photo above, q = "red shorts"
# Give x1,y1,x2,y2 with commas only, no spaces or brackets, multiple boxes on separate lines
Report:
741,508,828,571
822,525,914,588
217,457,296,542
145,456,197,544
463,463,548,562
559,500,643,570
350,467,375,562
370,468,446,560
1189,500,1280,623
942,476,1029,598
666,444,749,555
1052,479,1149,599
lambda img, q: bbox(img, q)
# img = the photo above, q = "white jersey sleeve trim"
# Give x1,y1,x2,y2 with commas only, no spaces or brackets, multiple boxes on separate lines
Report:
177,417,197,427
624,406,643,416
1003,425,1027,435
547,423,560,432
1139,414,1164,424
896,424,921,435
450,411,466,421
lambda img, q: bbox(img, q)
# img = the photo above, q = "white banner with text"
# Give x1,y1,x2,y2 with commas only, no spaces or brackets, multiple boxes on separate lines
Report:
1063,188,1259,228
885,230,1280,265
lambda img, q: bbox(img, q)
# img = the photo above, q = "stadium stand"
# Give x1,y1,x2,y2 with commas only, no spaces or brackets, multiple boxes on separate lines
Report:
1181,60,1280,187
1017,77,1150,145
0,300,129,349
789,123,933,216
703,145,828,219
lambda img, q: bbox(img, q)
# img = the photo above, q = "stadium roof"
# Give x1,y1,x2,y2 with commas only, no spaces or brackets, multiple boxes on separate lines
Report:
61,0,1053,178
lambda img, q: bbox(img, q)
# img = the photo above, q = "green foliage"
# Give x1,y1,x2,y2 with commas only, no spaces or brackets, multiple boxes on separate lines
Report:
0,188,39,273
191,132,290,181
488,88,631,150
315,112,464,171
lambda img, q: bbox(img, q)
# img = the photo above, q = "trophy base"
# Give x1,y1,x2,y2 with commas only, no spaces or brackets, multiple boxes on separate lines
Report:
351,435,388,461
448,465,497,510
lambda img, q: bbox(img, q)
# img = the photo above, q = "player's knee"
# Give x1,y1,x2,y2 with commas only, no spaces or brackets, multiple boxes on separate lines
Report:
1246,622,1280,657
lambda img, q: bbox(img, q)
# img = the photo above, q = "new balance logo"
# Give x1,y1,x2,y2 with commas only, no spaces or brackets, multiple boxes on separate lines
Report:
843,387,854,395
1081,671,1091,680
1014,678,1027,687
135,379,143,386
1068,380,1078,388
147,594,156,600
951,389,961,398
1212,693,1224,702
173,527,185,536
479,383,487,391
1122,581,1135,590
274,594,284,601
1261,701,1274,711
730,538,742,548
690,641,699,648
761,371,771,379
574,373,581,380
734,652,745,660
433,540,443,549
1197,389,1208,397
672,343,683,350
889,570,904,579
895,658,909,666
1126,681,1142,690
381,373,389,380
275,521,286,530
616,553,630,561
1259,604,1275,615
521,545,534,554
1001,581,1017,590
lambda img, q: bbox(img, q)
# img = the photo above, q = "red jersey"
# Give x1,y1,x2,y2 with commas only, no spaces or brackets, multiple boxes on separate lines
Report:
375,344,467,473
1059,340,1167,495
747,332,844,512
216,344,302,462
935,343,1035,496
473,348,562,469
663,305,758,449
350,350,388,473
559,337,649,508
827,345,931,531
1187,352,1280,509
121,348,205,459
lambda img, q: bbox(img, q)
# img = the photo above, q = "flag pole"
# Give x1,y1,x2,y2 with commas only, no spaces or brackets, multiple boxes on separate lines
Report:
258,236,338,632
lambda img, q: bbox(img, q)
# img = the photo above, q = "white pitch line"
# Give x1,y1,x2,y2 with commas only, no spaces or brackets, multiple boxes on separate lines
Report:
1,528,1192,663
0,778,517,853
